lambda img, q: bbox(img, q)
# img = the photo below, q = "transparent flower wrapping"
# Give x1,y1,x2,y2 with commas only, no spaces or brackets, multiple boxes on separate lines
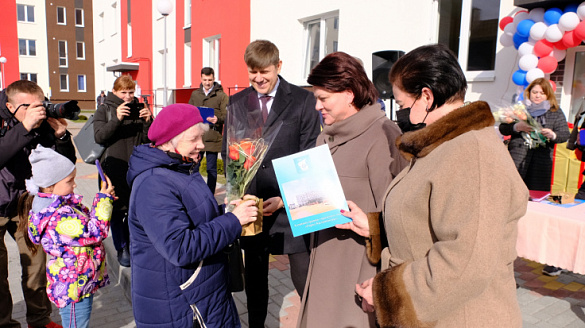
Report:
494,102,548,149
224,100,282,235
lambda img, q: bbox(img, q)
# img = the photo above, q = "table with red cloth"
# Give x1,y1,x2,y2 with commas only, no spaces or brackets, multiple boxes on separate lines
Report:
516,200,585,274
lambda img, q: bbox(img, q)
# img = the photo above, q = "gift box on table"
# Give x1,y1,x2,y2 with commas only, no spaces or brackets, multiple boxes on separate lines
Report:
551,140,585,195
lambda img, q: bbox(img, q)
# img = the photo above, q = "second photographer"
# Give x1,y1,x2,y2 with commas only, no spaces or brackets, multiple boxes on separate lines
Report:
94,75,152,267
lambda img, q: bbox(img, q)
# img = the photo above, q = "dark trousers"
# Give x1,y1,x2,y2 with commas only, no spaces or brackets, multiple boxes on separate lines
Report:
241,233,310,328
110,209,129,251
204,152,218,194
0,215,52,327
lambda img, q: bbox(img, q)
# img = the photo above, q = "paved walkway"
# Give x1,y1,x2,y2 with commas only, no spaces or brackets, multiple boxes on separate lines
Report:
5,120,585,327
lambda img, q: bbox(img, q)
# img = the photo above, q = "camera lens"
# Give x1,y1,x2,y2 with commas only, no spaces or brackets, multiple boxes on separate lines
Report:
43,100,80,120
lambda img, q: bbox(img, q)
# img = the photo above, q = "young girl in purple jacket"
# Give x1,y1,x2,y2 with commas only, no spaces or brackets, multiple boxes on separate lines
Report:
17,145,115,328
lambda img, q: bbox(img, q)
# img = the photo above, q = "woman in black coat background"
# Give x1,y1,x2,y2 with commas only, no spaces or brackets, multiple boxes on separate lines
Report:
93,75,152,267
499,78,570,192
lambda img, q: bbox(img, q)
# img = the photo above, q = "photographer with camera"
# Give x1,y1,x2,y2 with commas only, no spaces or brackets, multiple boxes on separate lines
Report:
0,80,72,328
94,75,151,268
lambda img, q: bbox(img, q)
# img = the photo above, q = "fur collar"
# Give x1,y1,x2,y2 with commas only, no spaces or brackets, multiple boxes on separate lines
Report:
397,101,494,161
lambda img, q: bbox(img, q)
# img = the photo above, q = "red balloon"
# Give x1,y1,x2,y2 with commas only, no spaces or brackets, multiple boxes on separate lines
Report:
549,80,557,92
554,40,569,50
499,16,514,31
534,40,554,57
575,21,585,40
538,56,558,74
562,31,581,48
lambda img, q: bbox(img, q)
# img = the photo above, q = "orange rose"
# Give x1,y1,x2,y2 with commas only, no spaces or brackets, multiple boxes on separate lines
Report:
240,141,256,157
228,144,240,161
243,156,257,170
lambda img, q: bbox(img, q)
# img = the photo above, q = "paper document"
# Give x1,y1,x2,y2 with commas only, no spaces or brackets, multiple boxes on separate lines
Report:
273,144,350,237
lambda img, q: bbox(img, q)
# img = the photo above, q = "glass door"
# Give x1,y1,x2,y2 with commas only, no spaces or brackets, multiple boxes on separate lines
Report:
562,46,585,123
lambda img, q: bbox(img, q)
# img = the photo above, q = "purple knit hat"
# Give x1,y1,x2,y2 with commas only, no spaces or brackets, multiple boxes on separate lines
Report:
148,104,204,146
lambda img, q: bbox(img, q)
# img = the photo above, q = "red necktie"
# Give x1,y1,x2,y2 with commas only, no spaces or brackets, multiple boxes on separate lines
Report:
260,95,272,123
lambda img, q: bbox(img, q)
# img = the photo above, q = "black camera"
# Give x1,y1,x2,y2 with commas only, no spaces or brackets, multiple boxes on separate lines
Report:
42,100,80,120
125,102,145,120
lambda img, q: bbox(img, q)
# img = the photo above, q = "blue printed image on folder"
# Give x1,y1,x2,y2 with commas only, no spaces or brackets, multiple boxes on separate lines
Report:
272,144,349,237
197,107,215,124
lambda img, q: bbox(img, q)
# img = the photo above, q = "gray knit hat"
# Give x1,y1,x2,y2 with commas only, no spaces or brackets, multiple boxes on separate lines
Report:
28,145,75,190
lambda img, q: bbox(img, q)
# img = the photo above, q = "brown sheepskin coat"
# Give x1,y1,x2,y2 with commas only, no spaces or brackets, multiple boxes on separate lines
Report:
373,101,528,328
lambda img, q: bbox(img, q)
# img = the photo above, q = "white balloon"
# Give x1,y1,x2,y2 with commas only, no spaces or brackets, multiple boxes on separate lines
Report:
519,54,539,71
578,2,585,20
552,48,567,61
500,33,514,47
526,68,545,83
528,8,545,22
504,22,517,36
514,11,530,28
545,24,564,42
559,12,580,31
530,22,548,40
518,41,536,57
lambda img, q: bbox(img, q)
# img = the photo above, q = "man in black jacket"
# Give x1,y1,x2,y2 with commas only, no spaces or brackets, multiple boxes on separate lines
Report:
0,80,72,328
222,40,320,328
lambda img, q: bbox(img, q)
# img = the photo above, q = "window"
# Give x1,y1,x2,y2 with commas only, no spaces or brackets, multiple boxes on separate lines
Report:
75,8,84,27
77,75,87,92
17,4,34,22
184,0,191,27
302,12,339,77
203,35,220,80
437,0,500,77
18,39,36,56
76,42,85,59
20,73,38,83
60,74,69,91
58,41,68,67
57,7,66,25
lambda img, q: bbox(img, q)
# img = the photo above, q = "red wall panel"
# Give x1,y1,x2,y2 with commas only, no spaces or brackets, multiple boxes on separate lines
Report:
189,0,251,96
0,1,21,88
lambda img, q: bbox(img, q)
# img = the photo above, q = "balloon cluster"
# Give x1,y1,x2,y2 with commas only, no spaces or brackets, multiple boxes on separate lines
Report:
500,3,585,88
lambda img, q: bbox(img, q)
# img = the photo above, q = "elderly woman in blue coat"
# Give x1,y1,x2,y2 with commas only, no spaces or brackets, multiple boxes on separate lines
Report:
126,104,258,328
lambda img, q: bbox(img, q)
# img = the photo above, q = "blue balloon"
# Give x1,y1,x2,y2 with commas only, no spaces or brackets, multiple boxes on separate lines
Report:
513,69,528,86
516,19,535,37
517,90,525,101
513,33,529,49
565,4,578,13
544,8,563,25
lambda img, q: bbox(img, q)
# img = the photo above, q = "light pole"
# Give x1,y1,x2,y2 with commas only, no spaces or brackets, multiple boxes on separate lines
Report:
0,57,6,90
157,0,173,107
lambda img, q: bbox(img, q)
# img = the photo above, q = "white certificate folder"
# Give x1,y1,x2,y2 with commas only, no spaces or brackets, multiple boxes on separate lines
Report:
272,144,350,237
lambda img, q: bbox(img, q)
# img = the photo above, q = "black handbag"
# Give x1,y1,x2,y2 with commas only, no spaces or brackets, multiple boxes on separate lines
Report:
219,204,245,292
224,240,245,292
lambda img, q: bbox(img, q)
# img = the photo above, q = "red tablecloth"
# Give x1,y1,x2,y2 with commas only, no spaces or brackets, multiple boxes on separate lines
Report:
516,201,585,274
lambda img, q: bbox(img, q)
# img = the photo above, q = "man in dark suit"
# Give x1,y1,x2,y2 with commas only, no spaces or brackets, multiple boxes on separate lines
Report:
223,40,320,328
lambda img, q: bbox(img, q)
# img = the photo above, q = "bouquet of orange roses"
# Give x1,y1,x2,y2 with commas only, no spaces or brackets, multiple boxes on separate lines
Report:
494,102,547,149
224,101,282,236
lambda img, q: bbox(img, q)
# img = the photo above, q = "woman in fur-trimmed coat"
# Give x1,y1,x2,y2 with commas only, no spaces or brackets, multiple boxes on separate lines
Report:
340,44,528,328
